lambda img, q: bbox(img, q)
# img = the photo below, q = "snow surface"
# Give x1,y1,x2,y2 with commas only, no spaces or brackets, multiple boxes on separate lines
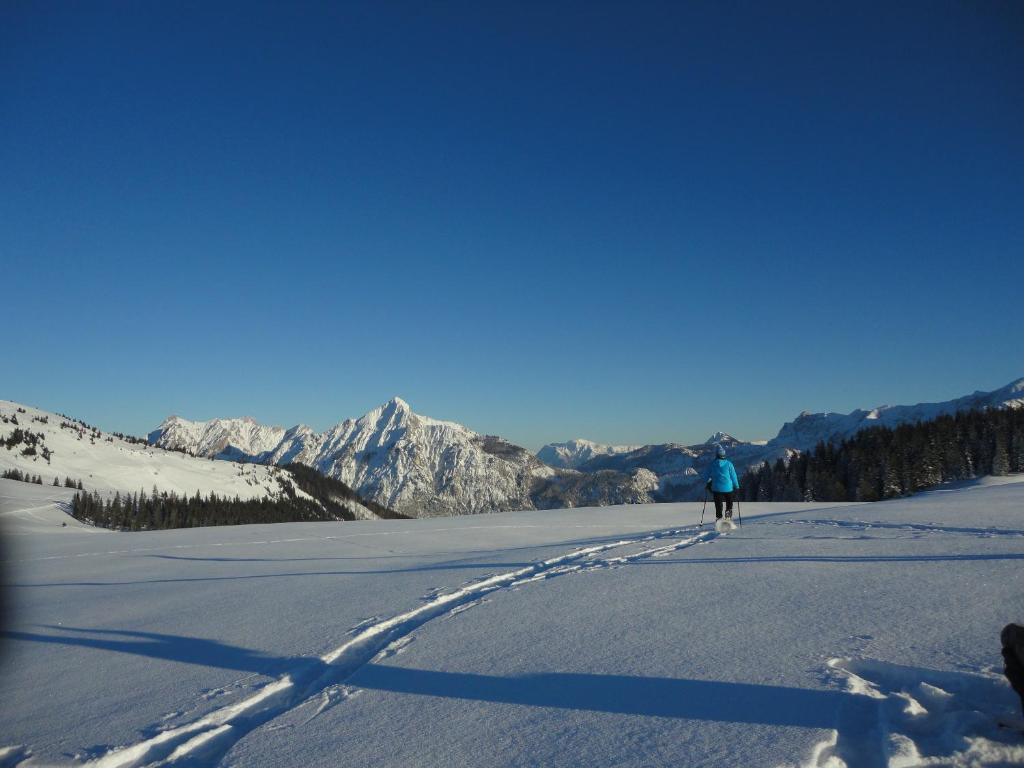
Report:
2,477,1023,767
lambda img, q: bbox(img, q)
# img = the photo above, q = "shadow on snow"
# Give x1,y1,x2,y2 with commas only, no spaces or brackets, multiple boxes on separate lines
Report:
3,625,309,676
351,663,865,729
3,625,862,729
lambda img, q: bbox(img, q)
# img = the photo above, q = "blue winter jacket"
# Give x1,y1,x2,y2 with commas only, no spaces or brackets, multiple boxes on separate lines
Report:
705,458,740,493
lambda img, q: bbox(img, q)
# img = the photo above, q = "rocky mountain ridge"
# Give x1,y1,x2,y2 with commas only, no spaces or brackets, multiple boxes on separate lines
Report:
535,438,641,470
766,378,1024,452
150,378,1024,516
150,398,655,517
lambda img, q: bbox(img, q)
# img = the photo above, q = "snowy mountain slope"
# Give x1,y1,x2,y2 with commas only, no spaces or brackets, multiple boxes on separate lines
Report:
151,399,658,517
536,439,641,470
768,377,1024,452
0,481,95,535
0,400,299,502
2,476,1022,767
0,401,388,522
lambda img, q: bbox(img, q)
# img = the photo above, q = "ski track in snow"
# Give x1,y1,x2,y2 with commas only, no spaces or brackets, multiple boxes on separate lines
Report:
0,503,104,536
36,525,720,768
0,746,30,768
795,659,1024,768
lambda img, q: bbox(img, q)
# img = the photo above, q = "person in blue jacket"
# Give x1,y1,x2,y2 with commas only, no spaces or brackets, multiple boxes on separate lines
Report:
705,444,739,520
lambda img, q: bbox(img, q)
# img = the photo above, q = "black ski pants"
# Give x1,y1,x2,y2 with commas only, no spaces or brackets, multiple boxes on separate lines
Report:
713,491,734,519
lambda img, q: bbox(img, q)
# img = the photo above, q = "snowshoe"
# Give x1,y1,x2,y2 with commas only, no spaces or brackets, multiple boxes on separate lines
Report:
715,517,737,533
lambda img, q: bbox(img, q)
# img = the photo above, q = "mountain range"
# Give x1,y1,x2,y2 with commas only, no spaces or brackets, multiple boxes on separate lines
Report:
0,399,387,521
151,398,657,517
149,378,1024,517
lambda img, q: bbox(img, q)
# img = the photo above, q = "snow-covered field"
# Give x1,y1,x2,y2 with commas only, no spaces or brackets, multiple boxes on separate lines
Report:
2,477,1023,767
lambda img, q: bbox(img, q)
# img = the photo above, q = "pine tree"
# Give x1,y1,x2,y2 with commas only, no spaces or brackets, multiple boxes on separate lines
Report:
739,407,1024,503
1011,426,1024,473
993,430,1010,476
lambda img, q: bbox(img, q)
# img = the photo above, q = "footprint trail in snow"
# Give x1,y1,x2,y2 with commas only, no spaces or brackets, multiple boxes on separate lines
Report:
801,658,1024,768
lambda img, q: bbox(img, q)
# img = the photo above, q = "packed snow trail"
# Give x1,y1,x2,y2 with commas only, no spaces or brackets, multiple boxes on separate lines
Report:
69,526,718,768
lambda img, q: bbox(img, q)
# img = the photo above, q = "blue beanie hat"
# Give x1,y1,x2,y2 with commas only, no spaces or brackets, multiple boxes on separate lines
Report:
716,444,726,458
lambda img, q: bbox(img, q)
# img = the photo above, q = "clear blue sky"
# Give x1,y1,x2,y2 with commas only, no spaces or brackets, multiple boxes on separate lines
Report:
3,1,1022,450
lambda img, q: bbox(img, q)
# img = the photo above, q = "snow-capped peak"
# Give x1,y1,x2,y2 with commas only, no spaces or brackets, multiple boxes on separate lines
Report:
359,397,413,429
1003,377,1024,395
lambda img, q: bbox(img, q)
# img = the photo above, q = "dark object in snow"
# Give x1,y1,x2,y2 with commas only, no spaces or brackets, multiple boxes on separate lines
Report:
998,719,1024,736
1001,623,1024,716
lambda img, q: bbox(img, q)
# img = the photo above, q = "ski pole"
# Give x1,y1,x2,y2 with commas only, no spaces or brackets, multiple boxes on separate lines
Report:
699,488,707,528
736,497,742,527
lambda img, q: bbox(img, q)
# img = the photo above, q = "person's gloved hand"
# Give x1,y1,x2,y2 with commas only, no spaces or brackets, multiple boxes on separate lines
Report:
705,480,712,491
